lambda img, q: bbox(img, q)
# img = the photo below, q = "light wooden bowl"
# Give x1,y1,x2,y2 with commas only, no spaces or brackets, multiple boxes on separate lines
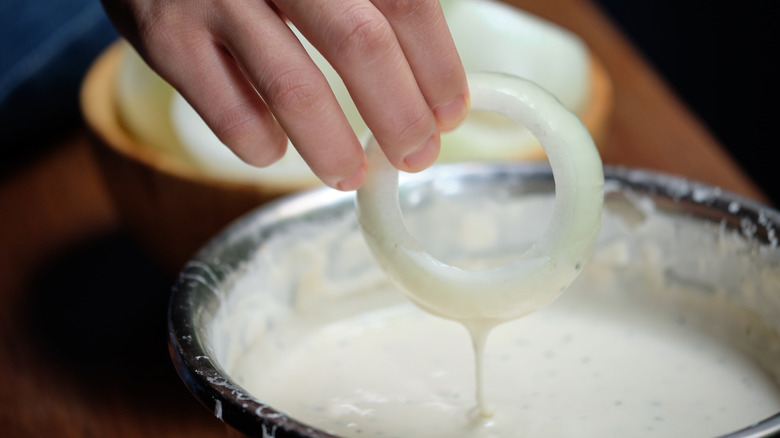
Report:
80,42,613,273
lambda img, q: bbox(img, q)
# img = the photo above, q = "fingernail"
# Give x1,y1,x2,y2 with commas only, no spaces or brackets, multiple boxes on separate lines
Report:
336,160,367,191
434,94,470,132
403,135,440,171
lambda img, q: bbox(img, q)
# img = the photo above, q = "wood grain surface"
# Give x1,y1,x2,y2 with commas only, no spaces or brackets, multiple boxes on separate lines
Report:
0,1,770,437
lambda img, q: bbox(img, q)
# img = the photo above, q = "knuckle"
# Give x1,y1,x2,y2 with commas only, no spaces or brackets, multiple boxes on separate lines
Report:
213,103,286,167
210,103,260,147
334,6,394,57
263,69,322,116
134,10,207,71
387,107,432,151
372,0,430,19
136,5,185,45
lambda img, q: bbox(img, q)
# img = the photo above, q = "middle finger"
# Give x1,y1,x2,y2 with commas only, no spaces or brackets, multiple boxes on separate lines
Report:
274,0,441,172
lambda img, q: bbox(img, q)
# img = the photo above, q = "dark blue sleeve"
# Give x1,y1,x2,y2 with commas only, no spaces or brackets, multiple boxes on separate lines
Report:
0,0,118,153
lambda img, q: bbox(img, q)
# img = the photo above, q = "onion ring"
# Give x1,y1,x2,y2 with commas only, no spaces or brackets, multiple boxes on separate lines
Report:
356,72,603,323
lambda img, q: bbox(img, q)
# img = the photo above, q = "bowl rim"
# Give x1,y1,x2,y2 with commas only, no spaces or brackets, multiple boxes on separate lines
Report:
168,164,780,438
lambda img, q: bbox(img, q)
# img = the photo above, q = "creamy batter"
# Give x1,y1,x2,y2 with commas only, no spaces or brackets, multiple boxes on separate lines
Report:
213,191,780,438
230,267,780,437
355,74,605,418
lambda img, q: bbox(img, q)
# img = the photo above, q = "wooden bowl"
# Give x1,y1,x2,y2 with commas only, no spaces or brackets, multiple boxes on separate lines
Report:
80,43,307,273
80,42,613,273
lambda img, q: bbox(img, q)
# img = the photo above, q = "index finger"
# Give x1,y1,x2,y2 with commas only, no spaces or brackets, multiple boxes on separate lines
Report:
277,0,450,172
371,0,469,132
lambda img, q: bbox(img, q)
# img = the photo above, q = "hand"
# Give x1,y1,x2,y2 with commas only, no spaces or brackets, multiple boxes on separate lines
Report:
101,0,469,190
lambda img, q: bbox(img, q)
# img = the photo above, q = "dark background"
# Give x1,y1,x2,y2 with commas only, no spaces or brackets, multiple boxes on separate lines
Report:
594,0,780,205
3,1,778,204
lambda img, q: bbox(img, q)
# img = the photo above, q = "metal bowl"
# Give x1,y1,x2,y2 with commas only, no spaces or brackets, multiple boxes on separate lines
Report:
169,164,780,437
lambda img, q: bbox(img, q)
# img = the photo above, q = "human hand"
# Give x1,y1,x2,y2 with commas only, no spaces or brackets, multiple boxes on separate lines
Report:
100,0,469,190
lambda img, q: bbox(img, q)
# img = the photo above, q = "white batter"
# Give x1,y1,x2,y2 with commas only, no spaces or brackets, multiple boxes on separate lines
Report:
215,193,780,438
229,257,780,437
355,73,605,418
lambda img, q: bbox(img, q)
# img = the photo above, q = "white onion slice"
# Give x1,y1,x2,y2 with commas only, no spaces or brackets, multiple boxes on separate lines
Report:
356,72,604,323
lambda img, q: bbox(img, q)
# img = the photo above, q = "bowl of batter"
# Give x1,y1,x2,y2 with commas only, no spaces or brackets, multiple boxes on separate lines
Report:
169,164,780,437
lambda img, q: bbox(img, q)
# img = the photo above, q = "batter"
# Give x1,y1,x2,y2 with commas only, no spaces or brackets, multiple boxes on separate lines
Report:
217,193,780,438
211,74,780,437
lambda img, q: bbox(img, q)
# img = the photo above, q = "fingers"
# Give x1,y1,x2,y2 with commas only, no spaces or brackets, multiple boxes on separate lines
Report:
370,0,470,132
165,45,290,168
130,1,366,189
129,4,289,168
108,0,468,190
276,0,467,173
214,2,367,189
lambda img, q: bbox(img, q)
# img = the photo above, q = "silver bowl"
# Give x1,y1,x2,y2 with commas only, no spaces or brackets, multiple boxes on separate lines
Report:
169,164,780,437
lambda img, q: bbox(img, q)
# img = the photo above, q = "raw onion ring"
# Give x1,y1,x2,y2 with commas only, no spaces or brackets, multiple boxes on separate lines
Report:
356,72,603,323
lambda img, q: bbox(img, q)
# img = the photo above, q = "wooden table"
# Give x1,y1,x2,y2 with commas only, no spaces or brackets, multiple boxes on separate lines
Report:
0,0,769,436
